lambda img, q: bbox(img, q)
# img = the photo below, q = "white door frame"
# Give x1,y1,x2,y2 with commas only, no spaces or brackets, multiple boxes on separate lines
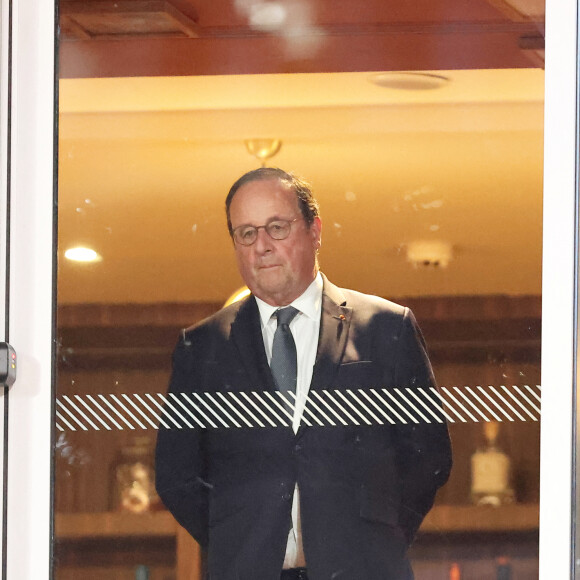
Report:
2,0,56,578
0,0,12,572
540,1,579,578
1,0,579,578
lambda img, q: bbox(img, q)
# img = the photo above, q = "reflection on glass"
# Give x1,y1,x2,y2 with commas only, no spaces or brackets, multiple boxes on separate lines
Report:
111,436,160,514
471,422,514,507
55,1,545,578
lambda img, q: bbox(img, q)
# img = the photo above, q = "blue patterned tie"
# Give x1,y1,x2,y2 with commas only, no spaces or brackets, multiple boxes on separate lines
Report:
271,307,299,393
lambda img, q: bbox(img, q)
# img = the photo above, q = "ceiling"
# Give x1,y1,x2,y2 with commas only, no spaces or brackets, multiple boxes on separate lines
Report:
59,0,545,77
57,0,545,305
58,67,544,304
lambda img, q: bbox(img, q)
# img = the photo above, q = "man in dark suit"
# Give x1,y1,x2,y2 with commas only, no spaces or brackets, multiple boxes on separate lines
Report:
156,168,452,580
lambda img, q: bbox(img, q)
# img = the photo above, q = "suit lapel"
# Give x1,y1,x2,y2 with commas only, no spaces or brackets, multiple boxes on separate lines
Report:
230,296,276,392
230,279,352,435
297,276,352,436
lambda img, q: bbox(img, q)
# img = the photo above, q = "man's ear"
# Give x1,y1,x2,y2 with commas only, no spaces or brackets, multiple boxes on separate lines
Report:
311,216,322,249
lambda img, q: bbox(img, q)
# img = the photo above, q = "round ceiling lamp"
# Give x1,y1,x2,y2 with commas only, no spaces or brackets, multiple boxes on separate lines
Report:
64,246,102,263
245,138,282,167
369,72,449,91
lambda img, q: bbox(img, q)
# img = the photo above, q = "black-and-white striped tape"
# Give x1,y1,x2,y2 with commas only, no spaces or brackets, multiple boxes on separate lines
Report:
55,385,541,432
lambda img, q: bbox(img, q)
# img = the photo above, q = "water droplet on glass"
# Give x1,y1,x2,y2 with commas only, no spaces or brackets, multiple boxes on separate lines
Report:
421,199,444,209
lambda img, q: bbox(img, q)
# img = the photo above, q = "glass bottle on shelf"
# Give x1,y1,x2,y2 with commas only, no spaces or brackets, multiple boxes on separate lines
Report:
110,436,160,513
135,564,150,580
449,562,461,580
496,557,512,580
470,422,514,506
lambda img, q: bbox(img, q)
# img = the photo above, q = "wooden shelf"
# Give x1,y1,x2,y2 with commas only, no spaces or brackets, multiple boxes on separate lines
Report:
54,506,538,580
420,503,539,534
56,511,202,580
55,503,539,540
55,511,177,539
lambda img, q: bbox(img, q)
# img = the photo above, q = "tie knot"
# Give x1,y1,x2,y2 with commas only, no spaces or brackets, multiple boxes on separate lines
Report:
275,306,299,327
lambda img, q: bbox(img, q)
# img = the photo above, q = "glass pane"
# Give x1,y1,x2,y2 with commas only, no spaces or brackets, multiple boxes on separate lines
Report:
56,1,545,578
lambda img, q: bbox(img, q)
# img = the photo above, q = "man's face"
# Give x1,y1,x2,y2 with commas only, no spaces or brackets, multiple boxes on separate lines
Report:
229,178,322,306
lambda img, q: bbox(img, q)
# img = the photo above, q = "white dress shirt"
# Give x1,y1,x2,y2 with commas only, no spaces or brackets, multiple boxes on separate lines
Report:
255,271,323,569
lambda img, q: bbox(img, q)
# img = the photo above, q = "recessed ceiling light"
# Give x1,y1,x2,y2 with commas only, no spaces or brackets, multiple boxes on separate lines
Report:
64,247,102,263
369,72,450,91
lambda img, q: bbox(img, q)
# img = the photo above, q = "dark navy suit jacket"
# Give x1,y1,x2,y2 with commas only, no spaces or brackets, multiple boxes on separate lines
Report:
156,275,452,580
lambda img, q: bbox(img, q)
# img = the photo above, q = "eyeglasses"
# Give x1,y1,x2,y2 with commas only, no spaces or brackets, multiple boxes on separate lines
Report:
232,218,299,246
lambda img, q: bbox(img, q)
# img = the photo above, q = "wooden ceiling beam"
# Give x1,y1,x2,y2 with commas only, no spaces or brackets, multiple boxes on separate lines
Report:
59,23,540,78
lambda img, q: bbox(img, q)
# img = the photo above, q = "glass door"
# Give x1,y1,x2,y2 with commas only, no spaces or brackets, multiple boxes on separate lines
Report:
3,0,580,579
55,2,547,578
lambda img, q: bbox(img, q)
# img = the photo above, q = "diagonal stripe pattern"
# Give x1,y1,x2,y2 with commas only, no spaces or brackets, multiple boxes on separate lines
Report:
54,385,542,431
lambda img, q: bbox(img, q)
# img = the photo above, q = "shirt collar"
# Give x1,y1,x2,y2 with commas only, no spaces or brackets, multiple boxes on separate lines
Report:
255,271,323,328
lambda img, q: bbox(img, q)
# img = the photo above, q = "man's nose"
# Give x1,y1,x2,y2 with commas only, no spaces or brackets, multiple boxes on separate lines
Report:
253,227,274,253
